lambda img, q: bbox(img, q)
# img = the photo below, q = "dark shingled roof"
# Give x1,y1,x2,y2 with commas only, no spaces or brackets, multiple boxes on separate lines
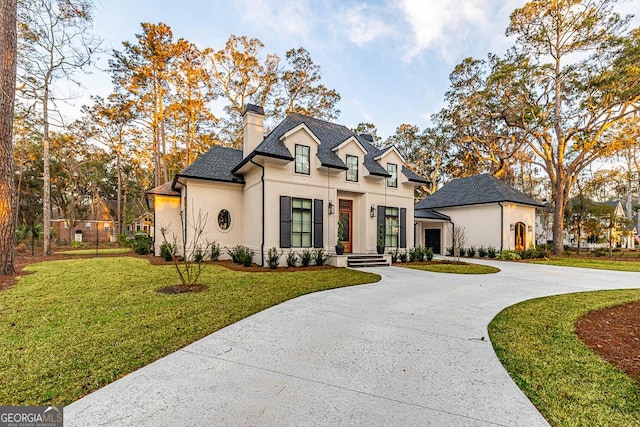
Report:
232,112,428,183
146,181,180,196
415,173,543,209
415,209,451,220
176,145,245,185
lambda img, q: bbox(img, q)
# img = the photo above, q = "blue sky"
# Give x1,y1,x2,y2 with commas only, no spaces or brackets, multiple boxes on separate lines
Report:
69,0,639,140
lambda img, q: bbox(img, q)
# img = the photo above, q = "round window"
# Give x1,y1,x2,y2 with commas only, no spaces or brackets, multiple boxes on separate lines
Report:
218,209,231,231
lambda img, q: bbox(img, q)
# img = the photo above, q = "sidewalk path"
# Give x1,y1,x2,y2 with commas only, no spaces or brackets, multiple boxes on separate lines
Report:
65,260,639,426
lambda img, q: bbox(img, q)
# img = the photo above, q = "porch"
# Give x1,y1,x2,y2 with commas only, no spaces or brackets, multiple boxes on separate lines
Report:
328,253,392,268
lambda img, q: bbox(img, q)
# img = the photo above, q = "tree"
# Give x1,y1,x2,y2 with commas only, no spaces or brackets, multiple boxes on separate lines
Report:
17,0,101,256
208,35,279,146
352,122,382,145
275,47,341,121
504,0,639,254
0,0,17,275
110,22,177,188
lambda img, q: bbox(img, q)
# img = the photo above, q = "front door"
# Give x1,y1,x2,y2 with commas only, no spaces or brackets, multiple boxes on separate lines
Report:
339,199,353,253
515,222,526,251
425,229,441,254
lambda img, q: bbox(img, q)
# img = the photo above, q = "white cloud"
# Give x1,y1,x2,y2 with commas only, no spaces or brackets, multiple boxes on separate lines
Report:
398,0,522,61
340,4,393,46
233,0,314,42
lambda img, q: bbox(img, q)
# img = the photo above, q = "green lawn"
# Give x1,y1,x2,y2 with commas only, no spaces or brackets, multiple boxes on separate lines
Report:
489,290,640,426
530,258,640,272
0,257,379,406
56,248,132,255
401,260,500,274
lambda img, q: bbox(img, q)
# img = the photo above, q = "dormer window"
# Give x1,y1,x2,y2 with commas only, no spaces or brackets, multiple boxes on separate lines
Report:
346,155,358,182
295,144,310,175
387,163,397,187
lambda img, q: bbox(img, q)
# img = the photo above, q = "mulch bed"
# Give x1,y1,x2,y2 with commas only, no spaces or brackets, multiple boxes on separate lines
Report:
145,256,335,272
575,301,640,382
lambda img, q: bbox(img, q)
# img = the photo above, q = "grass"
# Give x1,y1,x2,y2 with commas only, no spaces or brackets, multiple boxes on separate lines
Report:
489,289,640,427
401,260,500,274
530,257,640,272
56,248,132,255
0,257,379,406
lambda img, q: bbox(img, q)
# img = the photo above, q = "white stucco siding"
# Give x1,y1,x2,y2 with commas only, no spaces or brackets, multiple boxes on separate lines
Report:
183,179,244,258
502,203,537,250
152,195,182,256
437,204,502,250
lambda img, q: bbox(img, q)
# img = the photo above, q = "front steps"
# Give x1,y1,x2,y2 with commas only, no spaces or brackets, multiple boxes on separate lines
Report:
347,254,390,268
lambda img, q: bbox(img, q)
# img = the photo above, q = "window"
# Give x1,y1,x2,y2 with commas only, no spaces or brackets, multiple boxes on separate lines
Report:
385,207,399,247
85,222,92,230
346,155,358,182
292,198,312,247
218,209,231,230
63,221,69,229
103,223,110,231
387,163,397,187
295,144,310,175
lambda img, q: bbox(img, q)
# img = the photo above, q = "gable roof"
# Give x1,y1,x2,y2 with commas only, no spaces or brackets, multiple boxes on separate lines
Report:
146,181,180,197
414,209,451,220
415,173,542,209
231,112,428,183
176,145,245,185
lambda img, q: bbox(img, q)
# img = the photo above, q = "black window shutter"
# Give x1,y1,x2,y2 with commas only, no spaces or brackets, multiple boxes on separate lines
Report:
313,199,323,248
400,208,407,248
377,205,385,245
280,196,292,248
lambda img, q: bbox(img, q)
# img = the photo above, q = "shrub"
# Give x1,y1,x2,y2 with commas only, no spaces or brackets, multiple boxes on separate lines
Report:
159,241,175,261
301,249,312,267
313,248,328,266
70,240,84,249
116,234,130,247
193,245,205,263
446,246,454,256
399,251,408,262
487,246,497,259
228,245,254,266
132,234,151,255
467,246,476,257
390,248,400,263
286,251,298,267
478,246,488,258
458,247,466,257
593,248,606,257
425,247,434,261
409,246,426,262
499,249,521,260
210,241,220,261
267,247,282,269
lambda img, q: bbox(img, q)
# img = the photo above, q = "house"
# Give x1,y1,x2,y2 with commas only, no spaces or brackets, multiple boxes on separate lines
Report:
146,105,428,266
414,174,543,253
128,213,154,235
51,218,116,245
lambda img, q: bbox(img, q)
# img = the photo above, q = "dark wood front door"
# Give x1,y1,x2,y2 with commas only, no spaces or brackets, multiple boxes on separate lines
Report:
425,229,441,254
339,199,353,253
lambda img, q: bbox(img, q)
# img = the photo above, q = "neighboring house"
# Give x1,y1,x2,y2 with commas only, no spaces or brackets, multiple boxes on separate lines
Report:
51,218,116,245
146,105,428,266
128,213,154,235
414,174,543,253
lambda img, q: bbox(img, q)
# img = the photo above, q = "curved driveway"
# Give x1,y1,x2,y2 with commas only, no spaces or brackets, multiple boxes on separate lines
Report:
66,260,639,426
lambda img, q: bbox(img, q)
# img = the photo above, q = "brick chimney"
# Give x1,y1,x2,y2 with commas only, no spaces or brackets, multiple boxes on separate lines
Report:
242,104,265,158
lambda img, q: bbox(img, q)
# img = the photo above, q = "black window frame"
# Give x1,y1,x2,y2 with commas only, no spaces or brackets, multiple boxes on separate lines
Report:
385,207,399,248
387,163,397,188
291,197,313,248
295,144,310,175
346,154,359,182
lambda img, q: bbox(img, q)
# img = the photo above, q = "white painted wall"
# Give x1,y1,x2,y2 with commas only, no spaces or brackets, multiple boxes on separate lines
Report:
152,195,182,256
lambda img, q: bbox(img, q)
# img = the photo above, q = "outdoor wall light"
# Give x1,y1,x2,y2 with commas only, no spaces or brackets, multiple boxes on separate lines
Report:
528,225,533,232
510,224,515,231
370,204,376,217
328,200,335,214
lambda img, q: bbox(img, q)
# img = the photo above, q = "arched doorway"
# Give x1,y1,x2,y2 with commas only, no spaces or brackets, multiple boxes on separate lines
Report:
515,222,526,251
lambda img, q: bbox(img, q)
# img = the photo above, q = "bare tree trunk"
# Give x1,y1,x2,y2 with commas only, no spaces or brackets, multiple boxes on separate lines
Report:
552,176,566,255
43,83,51,256
116,144,122,235
0,0,17,275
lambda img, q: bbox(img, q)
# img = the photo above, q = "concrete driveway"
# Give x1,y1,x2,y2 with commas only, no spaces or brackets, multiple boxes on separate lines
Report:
65,260,639,426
